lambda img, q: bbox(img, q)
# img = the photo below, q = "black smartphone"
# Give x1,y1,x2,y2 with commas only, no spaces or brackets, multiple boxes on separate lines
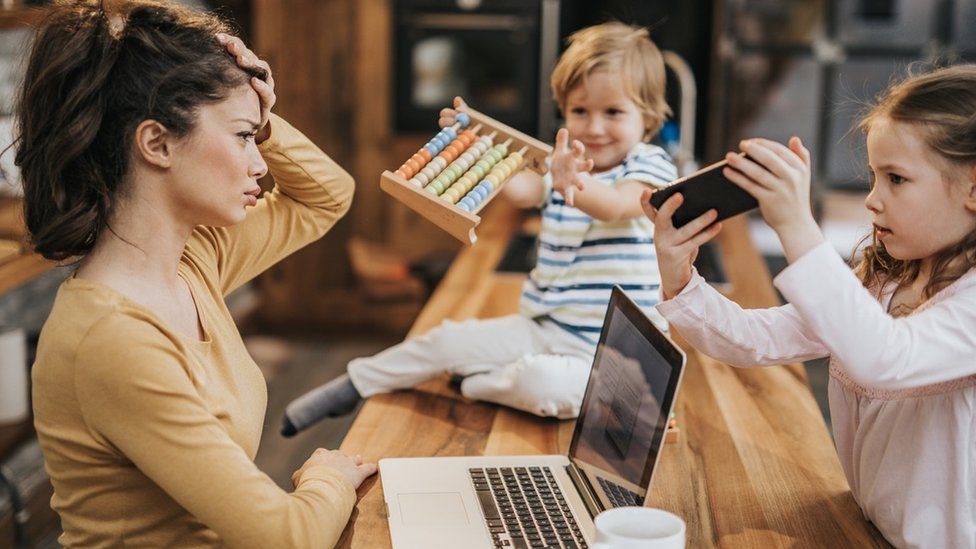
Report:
649,154,758,228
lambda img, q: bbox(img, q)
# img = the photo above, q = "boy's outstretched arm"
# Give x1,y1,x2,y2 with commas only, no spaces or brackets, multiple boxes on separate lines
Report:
500,171,545,209
564,178,650,222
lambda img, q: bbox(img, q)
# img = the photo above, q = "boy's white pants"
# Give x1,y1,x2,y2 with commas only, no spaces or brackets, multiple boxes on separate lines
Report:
347,314,596,419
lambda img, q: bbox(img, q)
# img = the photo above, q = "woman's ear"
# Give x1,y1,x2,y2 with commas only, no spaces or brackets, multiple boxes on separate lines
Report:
133,119,174,169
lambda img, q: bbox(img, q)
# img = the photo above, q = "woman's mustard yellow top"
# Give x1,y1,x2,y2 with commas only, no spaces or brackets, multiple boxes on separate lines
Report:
31,114,357,548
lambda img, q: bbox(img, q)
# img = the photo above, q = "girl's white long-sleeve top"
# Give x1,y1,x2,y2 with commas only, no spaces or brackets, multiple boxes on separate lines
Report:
657,241,976,549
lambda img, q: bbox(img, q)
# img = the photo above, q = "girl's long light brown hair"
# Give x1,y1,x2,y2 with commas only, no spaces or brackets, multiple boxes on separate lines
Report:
854,64,976,301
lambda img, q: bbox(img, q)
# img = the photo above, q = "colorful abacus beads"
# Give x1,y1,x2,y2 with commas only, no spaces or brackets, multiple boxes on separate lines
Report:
440,140,511,203
419,129,479,192
457,147,527,212
426,133,495,197
436,134,495,201
394,115,471,179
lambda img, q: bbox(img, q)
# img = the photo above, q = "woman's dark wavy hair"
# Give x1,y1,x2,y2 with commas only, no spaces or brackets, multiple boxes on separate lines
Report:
15,0,266,261
854,64,976,301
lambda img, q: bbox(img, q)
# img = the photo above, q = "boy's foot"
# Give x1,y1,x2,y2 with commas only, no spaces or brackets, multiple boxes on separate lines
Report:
281,374,362,437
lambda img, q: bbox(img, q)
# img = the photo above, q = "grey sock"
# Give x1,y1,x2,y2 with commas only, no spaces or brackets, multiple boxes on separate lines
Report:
281,374,362,437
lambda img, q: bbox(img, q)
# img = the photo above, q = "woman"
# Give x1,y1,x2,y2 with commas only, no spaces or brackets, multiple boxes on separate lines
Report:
21,1,375,547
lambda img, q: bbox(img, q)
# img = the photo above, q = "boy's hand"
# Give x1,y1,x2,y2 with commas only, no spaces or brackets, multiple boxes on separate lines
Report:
550,128,594,206
438,96,469,128
642,189,723,300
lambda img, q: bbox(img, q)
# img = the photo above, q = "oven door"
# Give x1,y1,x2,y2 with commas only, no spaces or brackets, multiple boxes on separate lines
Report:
394,1,541,134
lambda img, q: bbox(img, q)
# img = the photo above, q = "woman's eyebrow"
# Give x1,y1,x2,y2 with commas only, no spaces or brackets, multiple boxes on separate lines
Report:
233,118,261,130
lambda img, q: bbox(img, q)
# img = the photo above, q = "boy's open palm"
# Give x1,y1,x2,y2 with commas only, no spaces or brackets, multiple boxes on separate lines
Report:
550,128,594,206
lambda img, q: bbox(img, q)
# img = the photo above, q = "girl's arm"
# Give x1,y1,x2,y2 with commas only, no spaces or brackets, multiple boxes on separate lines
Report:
726,137,976,389
658,268,829,366
775,242,976,389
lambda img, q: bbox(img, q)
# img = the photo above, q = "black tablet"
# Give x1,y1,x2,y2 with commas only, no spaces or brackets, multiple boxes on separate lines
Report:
649,154,758,228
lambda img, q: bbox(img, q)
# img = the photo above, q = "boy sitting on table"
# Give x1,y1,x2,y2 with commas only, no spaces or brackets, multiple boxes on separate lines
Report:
283,22,677,434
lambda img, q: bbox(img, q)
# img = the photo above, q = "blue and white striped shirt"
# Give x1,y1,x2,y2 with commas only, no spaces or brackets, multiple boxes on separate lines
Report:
520,142,676,344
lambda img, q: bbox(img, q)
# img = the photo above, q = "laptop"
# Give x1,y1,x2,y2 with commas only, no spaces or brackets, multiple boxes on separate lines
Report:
379,286,687,549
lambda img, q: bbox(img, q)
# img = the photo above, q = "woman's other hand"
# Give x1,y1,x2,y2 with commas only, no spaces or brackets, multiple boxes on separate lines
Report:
217,33,276,143
642,189,723,299
292,448,378,491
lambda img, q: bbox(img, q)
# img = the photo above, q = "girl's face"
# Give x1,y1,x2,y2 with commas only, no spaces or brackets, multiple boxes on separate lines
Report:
169,84,267,227
865,117,976,263
563,69,646,172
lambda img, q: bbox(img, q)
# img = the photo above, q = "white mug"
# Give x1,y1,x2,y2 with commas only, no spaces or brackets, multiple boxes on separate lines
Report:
591,506,686,549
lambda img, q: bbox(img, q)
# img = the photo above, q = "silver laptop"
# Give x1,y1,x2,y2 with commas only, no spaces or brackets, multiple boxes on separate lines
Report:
379,286,687,549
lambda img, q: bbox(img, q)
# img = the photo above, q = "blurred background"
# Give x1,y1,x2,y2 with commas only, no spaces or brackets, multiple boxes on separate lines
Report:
0,1,973,546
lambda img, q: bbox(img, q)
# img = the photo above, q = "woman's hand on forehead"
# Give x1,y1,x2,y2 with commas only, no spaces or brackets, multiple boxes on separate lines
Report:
217,33,276,141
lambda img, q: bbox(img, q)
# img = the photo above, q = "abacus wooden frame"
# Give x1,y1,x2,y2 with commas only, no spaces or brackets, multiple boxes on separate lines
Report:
380,106,553,245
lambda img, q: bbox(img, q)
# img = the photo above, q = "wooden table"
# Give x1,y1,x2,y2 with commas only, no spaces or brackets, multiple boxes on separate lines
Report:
337,201,890,548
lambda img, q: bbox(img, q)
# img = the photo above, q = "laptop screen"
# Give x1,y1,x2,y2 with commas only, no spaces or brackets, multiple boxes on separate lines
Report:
567,286,685,500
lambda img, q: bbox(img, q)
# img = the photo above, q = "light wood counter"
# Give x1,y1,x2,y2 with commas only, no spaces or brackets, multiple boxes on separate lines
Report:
337,202,891,548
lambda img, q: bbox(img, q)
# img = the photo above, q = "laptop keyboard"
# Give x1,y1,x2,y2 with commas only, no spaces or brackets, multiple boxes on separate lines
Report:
597,477,642,507
469,466,588,549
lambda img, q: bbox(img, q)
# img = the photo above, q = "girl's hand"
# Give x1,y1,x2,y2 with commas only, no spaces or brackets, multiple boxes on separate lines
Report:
217,33,276,143
292,448,377,491
550,128,594,206
723,137,813,234
642,189,723,299
723,137,825,262
438,96,469,128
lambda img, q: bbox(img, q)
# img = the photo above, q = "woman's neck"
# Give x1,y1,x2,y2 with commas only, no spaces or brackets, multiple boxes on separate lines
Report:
76,192,193,290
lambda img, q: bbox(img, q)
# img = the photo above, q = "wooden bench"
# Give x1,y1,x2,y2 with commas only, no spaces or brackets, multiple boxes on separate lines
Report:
337,201,891,548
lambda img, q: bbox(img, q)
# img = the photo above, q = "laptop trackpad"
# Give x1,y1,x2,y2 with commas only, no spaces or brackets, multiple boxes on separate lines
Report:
397,492,469,526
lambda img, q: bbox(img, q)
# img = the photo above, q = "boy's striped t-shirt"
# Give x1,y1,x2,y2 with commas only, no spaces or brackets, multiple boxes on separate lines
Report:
520,142,676,344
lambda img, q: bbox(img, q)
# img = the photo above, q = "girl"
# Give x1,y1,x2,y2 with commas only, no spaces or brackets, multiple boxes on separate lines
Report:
645,65,976,548
24,1,374,546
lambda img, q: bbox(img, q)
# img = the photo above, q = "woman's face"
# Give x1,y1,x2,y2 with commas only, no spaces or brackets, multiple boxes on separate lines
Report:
168,84,267,227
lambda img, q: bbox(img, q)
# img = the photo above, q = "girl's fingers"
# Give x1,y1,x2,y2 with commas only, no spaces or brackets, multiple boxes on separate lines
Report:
674,208,718,243
726,153,778,190
747,138,805,172
723,166,766,199
738,141,795,181
654,192,684,230
687,221,723,249
640,189,658,221
789,136,811,167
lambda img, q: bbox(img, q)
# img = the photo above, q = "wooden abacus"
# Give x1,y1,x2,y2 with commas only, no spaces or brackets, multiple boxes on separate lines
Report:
380,106,552,245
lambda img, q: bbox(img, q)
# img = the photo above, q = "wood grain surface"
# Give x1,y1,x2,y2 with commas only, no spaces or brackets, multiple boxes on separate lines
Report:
337,205,890,548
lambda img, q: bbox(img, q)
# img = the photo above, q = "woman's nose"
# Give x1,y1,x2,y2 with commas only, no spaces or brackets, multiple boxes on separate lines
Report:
250,149,268,180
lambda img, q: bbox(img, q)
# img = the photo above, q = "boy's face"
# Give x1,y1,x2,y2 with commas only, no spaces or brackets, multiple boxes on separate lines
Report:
563,69,645,172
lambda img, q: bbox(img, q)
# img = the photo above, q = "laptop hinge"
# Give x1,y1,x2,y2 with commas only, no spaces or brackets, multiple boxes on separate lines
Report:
565,462,604,519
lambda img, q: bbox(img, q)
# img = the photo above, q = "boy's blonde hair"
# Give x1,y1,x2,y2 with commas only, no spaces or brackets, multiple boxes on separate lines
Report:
550,22,671,141
855,64,976,301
